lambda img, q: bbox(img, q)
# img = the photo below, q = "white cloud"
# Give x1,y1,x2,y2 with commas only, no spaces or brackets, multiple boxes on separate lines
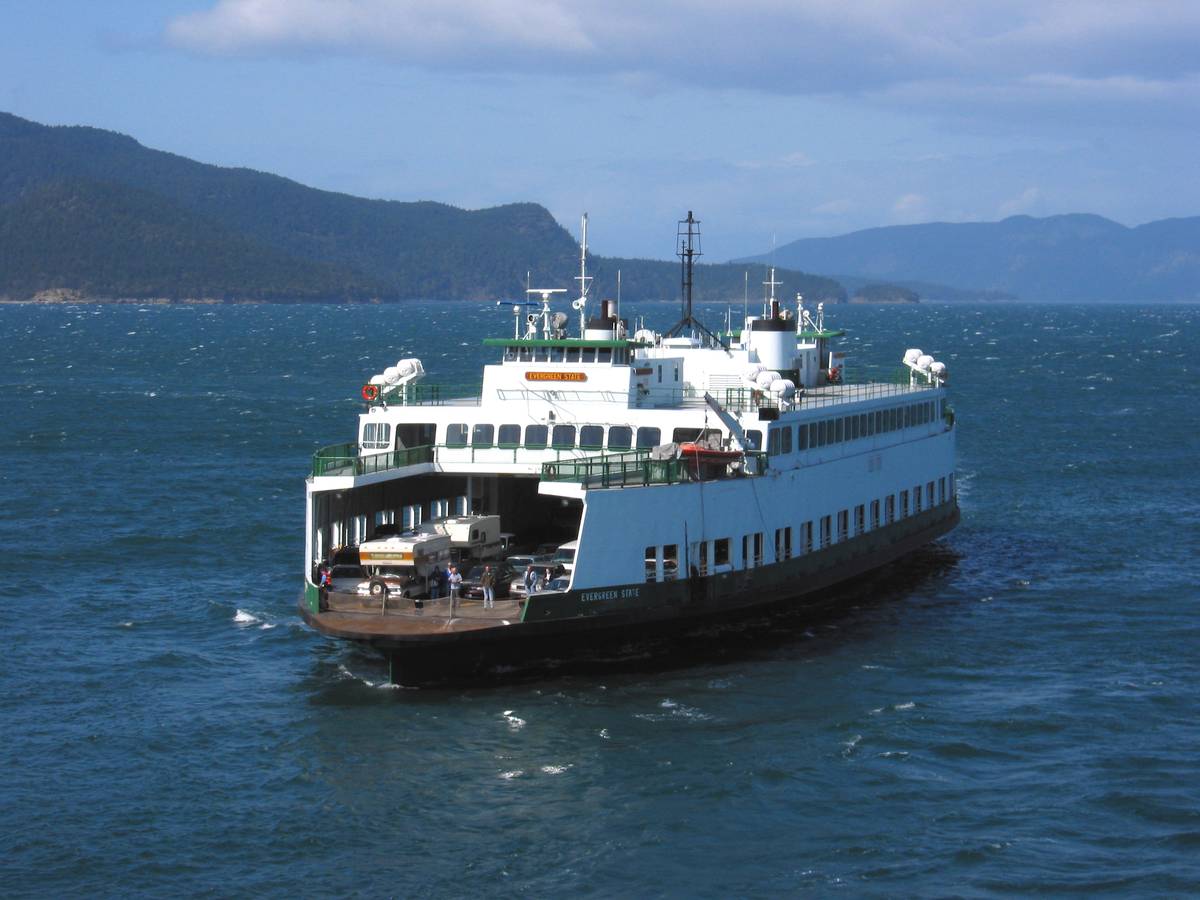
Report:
891,192,930,222
166,1,1200,101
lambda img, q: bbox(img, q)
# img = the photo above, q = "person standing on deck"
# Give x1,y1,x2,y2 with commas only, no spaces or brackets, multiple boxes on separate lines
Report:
448,566,462,617
524,564,537,596
481,565,495,609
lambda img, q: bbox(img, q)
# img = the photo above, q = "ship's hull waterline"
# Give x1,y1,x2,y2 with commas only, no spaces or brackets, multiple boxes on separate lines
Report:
300,502,959,683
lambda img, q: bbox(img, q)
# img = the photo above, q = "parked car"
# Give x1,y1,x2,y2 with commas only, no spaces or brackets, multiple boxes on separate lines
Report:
543,575,570,593
461,562,516,600
505,553,555,571
508,563,566,598
358,566,422,599
328,564,366,592
553,540,579,572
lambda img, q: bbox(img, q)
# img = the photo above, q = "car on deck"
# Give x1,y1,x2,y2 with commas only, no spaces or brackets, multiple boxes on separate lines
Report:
461,562,516,600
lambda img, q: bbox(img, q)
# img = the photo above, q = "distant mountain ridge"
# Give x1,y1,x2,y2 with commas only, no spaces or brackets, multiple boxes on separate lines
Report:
0,112,843,304
739,214,1200,302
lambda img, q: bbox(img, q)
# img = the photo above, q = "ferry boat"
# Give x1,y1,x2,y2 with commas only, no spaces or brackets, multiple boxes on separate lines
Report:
299,213,959,682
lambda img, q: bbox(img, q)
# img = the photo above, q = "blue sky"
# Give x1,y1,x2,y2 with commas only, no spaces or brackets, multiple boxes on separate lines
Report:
3,1,1198,260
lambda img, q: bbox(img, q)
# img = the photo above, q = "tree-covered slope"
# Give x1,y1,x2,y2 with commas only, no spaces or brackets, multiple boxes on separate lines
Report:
0,179,384,300
0,111,843,303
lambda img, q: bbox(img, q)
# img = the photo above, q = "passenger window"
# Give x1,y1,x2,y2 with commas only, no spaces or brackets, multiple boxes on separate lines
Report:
535,347,550,362
566,347,580,362
445,424,468,447
797,425,808,450
550,347,565,362
780,426,792,454
580,425,604,449
744,429,762,451
636,427,661,448
598,348,612,363
608,426,633,450
471,424,494,447
581,348,596,363
519,347,533,362
552,425,576,448
768,430,781,456
498,424,521,447
524,424,548,448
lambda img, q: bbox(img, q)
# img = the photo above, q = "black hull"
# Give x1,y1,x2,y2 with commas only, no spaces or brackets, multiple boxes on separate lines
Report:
301,503,960,685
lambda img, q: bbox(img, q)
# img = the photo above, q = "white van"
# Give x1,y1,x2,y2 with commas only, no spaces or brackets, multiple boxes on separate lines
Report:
553,539,579,573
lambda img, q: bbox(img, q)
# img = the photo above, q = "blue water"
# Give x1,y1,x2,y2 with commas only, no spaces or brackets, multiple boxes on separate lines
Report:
3,301,1198,896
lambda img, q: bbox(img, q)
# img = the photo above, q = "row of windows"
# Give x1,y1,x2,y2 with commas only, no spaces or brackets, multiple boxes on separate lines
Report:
644,474,954,580
501,345,629,365
767,399,940,456
446,422,667,451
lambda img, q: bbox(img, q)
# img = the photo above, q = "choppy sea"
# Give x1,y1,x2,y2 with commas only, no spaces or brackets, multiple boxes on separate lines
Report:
2,301,1198,897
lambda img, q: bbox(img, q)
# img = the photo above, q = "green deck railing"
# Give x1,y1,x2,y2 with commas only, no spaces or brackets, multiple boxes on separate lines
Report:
311,443,435,477
370,383,482,406
541,448,769,488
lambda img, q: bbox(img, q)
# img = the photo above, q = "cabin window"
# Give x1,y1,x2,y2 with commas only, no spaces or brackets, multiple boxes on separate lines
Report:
657,365,663,384
939,477,947,504
663,544,679,580
535,347,550,362
552,425,576,449
580,425,604,449
837,510,849,542
636,427,661,448
598,348,612,363
780,426,793,454
914,484,923,513
767,430,781,456
607,426,633,450
445,423,468,447
820,515,832,548
850,416,859,440
741,535,749,569
396,423,436,449
885,495,895,524
744,429,762,451
566,347,580,363
797,426,808,451
774,527,792,561
472,424,494,447
927,481,936,507
581,348,596,363
900,490,910,517
519,347,534,362
714,538,730,567
503,346,518,362
549,347,565,362
870,500,880,530
361,422,391,450
645,546,657,582
524,424,548,448
801,522,813,554
836,418,845,443
854,504,865,536
498,424,521,447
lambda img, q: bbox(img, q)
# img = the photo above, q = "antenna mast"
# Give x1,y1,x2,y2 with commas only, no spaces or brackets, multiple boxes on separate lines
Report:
665,210,722,346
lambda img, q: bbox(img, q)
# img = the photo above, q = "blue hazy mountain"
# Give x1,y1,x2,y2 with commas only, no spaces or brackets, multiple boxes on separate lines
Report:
738,215,1200,302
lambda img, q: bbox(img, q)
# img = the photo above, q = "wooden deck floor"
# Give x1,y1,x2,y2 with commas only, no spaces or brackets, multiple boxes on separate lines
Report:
312,591,524,637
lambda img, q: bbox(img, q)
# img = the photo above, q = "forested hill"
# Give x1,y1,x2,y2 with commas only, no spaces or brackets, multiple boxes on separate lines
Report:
0,112,843,304
739,214,1200,302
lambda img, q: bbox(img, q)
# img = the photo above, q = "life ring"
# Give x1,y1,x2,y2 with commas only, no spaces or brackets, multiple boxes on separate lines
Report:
362,384,380,402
